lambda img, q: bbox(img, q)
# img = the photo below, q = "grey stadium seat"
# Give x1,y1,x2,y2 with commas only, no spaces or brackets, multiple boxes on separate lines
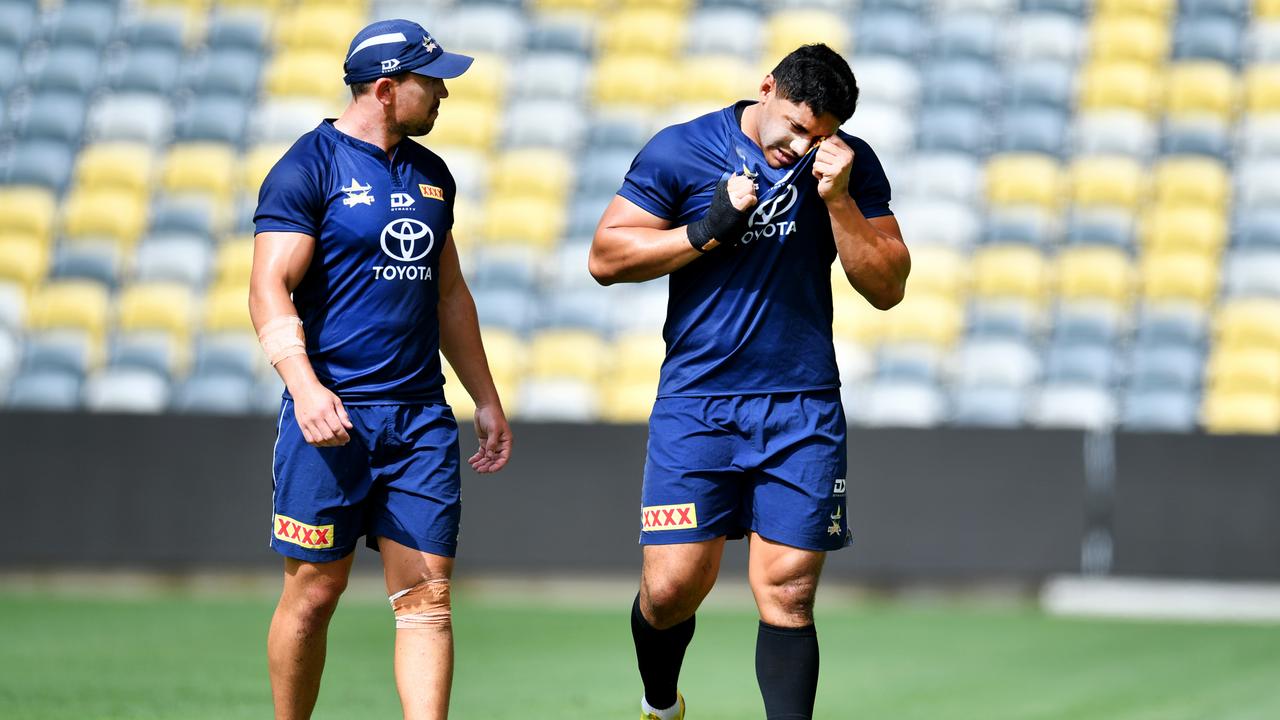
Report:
255,375,286,415
1128,344,1204,392
206,11,269,51
437,5,524,55
1161,116,1230,158
853,380,947,428
1052,301,1127,346
537,287,613,333
1135,302,1208,347
87,93,173,145
4,140,76,191
503,100,586,150
193,332,260,380
1235,209,1280,249
921,60,1000,108
46,2,116,49
1065,209,1136,248
983,206,1059,246
83,367,171,413
843,102,915,157
6,369,83,410
509,53,589,102
429,146,488,197
1120,389,1200,432
248,98,329,144
1028,384,1118,429
567,194,616,237
587,113,653,151
188,49,262,98
0,2,36,49
473,288,536,333
890,198,981,247
178,95,250,144
1006,13,1084,64
1235,159,1280,210
1021,0,1087,15
953,338,1041,388
916,105,990,155
1004,60,1076,111
854,12,926,60
688,8,762,57
950,386,1027,427
999,107,1069,156
50,242,121,289
120,15,186,52
16,92,87,144
147,197,219,239
22,330,95,376
0,46,19,95
1223,248,1280,297
1181,0,1248,19
1237,114,1280,158
967,299,1042,340
133,238,212,286
1174,17,1242,65
875,343,944,384
1044,342,1119,386
861,0,928,13
850,55,921,108
175,373,256,415
518,379,599,422
0,325,19,380
30,46,102,94
111,48,183,95
525,16,594,56
894,152,984,203
1074,111,1157,158
469,245,541,292
932,13,1000,62
109,331,181,379
1247,22,1280,63
0,282,25,332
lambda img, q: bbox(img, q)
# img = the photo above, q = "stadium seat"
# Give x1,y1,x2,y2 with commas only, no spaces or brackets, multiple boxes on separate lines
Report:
518,378,600,422
953,338,1041,388
468,244,543,293
608,285,669,334
205,10,268,51
30,46,101,95
1076,110,1159,157
149,195,225,240
600,379,659,423
677,55,759,106
932,13,1000,62
1247,22,1280,63
972,245,1049,300
1237,114,1280,158
875,343,945,384
1141,205,1228,254
491,148,574,203
1088,16,1171,66
49,241,120,290
1120,388,1200,431
509,53,589,103
109,330,185,379
881,293,964,346
985,154,1063,208
853,380,947,428
576,149,638,197
76,143,154,195
1206,346,1280,394
188,48,262,98
1044,341,1118,386
117,283,197,338
265,51,346,101
5,369,83,410
0,2,36,49
853,12,926,60
842,102,915,157
984,206,1059,247
0,188,57,242
1161,115,1231,158
598,8,686,57
1165,62,1238,118
1140,252,1219,304
0,281,26,332
1224,248,1280,297
1079,63,1163,113
0,234,48,291
1065,208,1137,247
28,281,109,338
161,143,238,199
481,196,566,248
1095,0,1177,18
1201,391,1280,433
190,331,259,380
4,139,75,191
998,108,1070,156
202,284,252,333
890,198,981,247
22,327,99,377
950,386,1027,427
594,55,677,108
440,4,525,55
212,239,255,290
87,93,173,145
894,153,984,204
0,47,18,96
1236,208,1280,249
851,55,922,108
967,299,1043,340
1070,155,1146,208
1181,0,1248,18
1128,344,1204,391
528,329,611,381
765,9,849,59
1007,13,1083,63
175,372,256,414
1234,159,1280,209
111,47,182,95
686,7,762,56
246,99,333,145
1028,384,1118,429
525,14,595,56
60,189,149,247
612,332,667,385
120,13,187,52
1053,300,1127,345
273,5,364,55
1136,301,1208,346
46,2,116,49
1153,156,1230,209
916,105,990,155
1174,17,1242,65
921,60,1001,108
83,367,171,413
16,92,87,144
1056,246,1135,303
1244,64,1280,112
902,246,967,299
178,96,250,145
1215,298,1280,349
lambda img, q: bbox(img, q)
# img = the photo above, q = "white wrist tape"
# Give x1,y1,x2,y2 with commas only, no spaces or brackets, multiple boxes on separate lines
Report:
258,315,306,366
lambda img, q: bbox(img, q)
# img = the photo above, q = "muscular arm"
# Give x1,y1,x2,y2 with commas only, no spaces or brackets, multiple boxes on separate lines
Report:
437,232,511,473
249,231,353,446
827,200,910,310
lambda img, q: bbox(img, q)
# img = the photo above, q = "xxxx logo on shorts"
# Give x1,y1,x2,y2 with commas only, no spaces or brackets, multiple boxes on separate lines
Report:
642,503,698,531
274,514,335,549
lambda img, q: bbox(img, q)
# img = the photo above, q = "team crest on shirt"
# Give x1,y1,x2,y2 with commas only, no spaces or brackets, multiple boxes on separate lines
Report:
341,178,374,207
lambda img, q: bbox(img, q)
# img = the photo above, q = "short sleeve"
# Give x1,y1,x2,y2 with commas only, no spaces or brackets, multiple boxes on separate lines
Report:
617,126,688,221
254,148,325,236
845,135,893,220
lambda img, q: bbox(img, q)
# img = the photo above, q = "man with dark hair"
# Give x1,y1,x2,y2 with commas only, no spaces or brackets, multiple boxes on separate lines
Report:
251,19,511,720
589,44,909,720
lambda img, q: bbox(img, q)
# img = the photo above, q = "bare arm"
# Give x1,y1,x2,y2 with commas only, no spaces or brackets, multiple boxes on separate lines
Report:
249,231,354,447
813,137,911,310
588,176,758,285
437,232,511,473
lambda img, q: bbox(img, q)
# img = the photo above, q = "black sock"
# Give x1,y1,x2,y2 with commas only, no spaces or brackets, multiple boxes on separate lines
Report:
756,621,819,720
631,593,695,710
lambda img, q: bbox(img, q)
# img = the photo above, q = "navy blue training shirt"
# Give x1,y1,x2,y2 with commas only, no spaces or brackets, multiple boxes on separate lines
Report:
618,101,893,398
254,120,455,404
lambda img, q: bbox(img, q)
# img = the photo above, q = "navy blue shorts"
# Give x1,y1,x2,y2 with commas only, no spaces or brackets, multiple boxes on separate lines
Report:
270,399,462,562
641,391,851,551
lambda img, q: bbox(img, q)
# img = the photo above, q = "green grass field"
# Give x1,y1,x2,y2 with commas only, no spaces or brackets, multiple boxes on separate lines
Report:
1,588,1277,720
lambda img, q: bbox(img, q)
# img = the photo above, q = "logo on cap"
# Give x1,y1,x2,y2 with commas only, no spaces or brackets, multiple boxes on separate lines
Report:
381,58,401,73
423,35,437,52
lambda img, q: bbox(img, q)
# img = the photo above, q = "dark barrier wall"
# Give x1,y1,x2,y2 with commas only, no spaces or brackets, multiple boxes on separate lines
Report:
1,412,1276,580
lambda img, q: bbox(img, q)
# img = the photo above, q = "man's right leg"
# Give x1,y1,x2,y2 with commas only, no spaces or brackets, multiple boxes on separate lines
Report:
268,553,355,720
634,537,726,717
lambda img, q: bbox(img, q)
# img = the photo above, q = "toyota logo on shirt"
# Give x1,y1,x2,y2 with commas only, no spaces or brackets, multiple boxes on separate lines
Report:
380,218,434,262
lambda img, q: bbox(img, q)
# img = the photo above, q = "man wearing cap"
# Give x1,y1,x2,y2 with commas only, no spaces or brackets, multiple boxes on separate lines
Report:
250,19,509,720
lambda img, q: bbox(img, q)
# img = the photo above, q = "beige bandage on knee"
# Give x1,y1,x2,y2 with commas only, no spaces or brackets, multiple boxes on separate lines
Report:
258,315,306,366
389,578,452,629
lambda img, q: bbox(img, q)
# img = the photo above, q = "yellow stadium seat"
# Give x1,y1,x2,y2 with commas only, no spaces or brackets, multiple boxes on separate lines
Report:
61,189,148,247
1094,0,1176,19
1079,62,1163,113
972,245,1049,300
1152,156,1230,210
599,9,686,57
274,6,365,55
117,283,197,337
620,0,690,9
613,332,667,385
1259,0,1280,18
265,50,346,100
594,54,679,108
832,282,886,344
1216,298,1280,350
677,55,759,106
1244,64,1280,113
241,143,291,196
1069,155,1147,208
765,10,849,61
985,154,1064,208
203,284,251,332
1056,246,1135,302
427,100,499,150
532,0,607,11
1165,62,1238,118
1207,347,1280,394
528,329,611,381
450,197,482,248
881,293,963,346
0,187,57,242
1141,205,1228,254
903,246,967,299
28,280,110,336
1140,252,1218,304
490,149,574,203
76,143,154,194
1088,16,1170,65
161,143,237,198
215,237,255,288
600,379,659,423
445,54,507,105
481,196,566,248
0,234,49,290
1202,391,1280,434
477,327,526,382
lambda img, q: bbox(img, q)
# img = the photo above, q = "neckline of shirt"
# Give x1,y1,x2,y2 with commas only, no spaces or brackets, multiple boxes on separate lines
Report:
319,119,404,161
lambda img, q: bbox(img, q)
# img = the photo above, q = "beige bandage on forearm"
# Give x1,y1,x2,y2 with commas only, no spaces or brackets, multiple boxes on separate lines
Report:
389,578,452,629
258,315,306,366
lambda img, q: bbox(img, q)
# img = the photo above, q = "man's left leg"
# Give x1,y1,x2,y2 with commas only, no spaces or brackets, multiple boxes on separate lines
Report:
381,536,455,720
747,533,826,720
